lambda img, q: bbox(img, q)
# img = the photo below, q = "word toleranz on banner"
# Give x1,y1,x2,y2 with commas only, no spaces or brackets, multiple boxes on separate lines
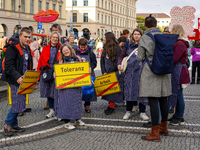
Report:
94,72,121,97
54,62,92,89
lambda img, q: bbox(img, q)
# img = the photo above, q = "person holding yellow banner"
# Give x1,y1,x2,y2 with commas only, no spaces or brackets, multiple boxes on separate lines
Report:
1,27,33,136
76,38,97,113
54,44,85,129
37,31,61,119
100,32,124,115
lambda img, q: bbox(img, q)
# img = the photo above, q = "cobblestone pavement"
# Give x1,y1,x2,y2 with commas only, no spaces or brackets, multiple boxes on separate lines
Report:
0,58,200,149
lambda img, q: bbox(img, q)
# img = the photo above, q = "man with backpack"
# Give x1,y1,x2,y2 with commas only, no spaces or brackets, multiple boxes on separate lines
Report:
136,14,172,141
1,27,33,136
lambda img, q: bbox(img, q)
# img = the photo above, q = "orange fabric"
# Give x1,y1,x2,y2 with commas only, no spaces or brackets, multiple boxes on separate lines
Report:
37,43,61,71
29,48,34,57
2,58,5,71
109,102,115,108
15,44,23,55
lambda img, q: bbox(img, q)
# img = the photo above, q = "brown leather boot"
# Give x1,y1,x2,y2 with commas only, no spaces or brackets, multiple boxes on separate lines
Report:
44,101,49,110
141,126,160,141
160,121,168,135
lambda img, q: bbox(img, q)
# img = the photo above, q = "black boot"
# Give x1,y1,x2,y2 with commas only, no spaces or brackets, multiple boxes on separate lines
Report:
190,78,195,84
197,78,200,84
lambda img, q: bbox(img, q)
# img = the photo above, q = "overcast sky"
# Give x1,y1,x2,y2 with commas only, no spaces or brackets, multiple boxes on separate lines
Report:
136,0,200,28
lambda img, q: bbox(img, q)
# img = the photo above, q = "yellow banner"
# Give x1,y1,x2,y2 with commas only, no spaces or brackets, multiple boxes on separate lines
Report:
54,62,90,76
94,72,121,97
23,71,41,83
17,70,40,95
54,62,92,89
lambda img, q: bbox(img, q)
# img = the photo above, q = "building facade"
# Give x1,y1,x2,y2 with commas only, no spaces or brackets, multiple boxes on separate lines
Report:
66,0,137,39
0,0,66,38
136,12,172,28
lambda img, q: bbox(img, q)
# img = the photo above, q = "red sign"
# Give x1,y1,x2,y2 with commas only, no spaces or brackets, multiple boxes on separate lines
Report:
169,6,196,37
198,18,200,30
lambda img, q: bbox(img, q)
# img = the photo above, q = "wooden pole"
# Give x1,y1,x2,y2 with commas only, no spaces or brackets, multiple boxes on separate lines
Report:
46,22,48,44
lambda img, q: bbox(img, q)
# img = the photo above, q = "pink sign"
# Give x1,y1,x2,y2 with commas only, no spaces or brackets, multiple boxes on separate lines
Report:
169,6,196,37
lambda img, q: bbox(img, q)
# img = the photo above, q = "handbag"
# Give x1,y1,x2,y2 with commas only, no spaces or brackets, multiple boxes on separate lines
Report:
40,45,60,83
119,48,138,73
82,76,95,100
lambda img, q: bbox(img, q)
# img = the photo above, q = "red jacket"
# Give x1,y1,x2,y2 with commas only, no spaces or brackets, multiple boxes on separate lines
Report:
37,43,61,71
173,39,190,84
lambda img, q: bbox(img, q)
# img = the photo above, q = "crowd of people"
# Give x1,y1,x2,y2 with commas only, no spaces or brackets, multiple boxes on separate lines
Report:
0,15,199,142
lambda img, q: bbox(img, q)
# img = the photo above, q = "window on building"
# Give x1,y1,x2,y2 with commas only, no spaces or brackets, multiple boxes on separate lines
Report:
11,0,15,11
21,0,25,12
38,0,42,11
73,13,77,22
166,21,168,23
53,4,56,10
105,1,107,9
102,14,103,23
84,0,88,6
105,15,107,24
123,8,124,14
111,17,113,25
83,13,88,22
108,3,110,10
0,0,5,9
120,7,121,13
162,21,164,23
30,0,34,14
111,4,113,11
114,18,116,25
98,13,99,22
108,16,110,24
98,0,99,7
102,0,103,8
117,18,118,26
117,6,119,13
120,19,121,26
158,21,160,23
73,0,77,6
114,5,116,12
46,2,49,10
59,5,62,18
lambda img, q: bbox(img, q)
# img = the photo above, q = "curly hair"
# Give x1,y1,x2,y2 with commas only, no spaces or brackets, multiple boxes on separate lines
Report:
102,32,118,62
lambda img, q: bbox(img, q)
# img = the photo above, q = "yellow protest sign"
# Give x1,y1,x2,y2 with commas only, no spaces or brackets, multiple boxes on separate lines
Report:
17,70,40,95
54,62,92,89
94,72,121,97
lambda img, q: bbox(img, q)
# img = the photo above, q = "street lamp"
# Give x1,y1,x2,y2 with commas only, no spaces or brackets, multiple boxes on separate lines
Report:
17,0,21,34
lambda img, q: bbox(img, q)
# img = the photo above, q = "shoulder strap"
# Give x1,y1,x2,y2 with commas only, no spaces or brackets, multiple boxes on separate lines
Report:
90,48,93,60
53,45,61,64
146,33,155,42
126,48,138,61
77,55,82,62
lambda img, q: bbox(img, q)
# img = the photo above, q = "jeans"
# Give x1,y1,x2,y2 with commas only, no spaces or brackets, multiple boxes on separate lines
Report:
5,107,18,127
174,85,185,118
47,97,54,109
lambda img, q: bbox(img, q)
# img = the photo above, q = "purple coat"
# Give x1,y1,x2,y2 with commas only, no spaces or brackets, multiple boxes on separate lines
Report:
190,47,200,62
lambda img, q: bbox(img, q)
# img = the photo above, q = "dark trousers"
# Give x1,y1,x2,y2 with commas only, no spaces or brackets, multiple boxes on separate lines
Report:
192,61,200,81
148,97,169,126
126,101,146,112
84,101,91,107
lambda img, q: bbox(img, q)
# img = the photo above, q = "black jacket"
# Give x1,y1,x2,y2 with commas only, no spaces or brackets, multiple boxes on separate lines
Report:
1,38,33,87
100,45,121,74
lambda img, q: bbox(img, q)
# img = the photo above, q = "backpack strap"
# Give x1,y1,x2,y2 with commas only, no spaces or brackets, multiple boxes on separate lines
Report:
53,45,61,65
90,48,93,60
77,55,82,62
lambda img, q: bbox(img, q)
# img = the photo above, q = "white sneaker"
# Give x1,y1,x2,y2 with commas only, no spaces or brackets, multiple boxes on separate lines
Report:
46,109,55,118
140,113,149,121
65,123,75,130
75,119,85,126
132,106,137,112
123,111,131,120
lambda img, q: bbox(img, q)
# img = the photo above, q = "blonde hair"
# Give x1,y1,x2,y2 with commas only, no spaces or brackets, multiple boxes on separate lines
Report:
49,31,61,43
170,24,187,39
59,43,77,60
